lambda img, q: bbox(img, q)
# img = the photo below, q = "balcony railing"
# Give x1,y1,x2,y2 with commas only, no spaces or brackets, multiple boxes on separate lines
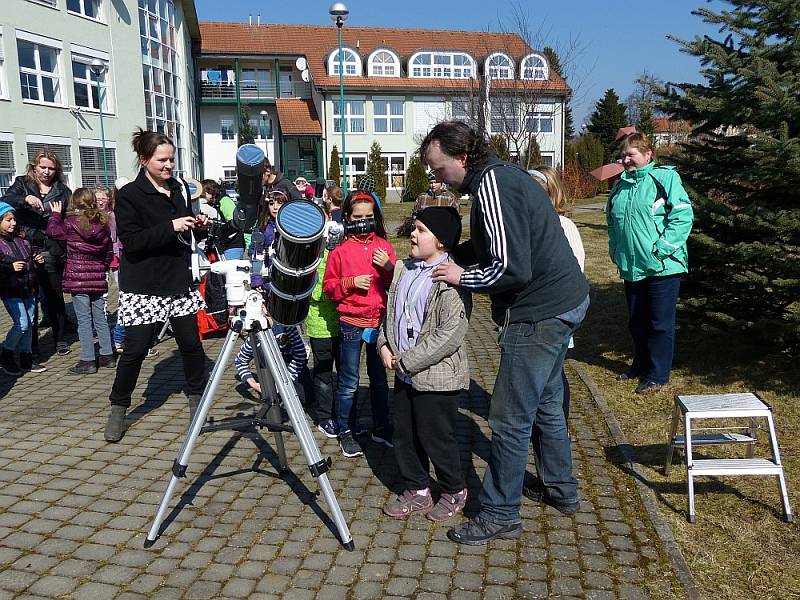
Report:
200,80,312,101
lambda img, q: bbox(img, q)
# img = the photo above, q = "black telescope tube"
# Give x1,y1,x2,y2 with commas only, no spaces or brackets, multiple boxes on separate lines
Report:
235,144,266,233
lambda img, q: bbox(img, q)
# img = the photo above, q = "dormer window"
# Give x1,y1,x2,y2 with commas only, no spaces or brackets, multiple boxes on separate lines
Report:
368,49,400,77
410,52,474,79
520,53,548,80
327,48,361,77
486,53,514,80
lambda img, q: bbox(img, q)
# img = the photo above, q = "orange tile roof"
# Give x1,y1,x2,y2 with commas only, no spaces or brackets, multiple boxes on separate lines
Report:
275,99,322,135
199,22,570,95
653,118,692,133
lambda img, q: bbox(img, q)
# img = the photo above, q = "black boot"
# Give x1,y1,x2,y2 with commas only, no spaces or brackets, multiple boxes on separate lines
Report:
1,349,21,376
187,394,202,422
104,405,127,442
19,353,46,373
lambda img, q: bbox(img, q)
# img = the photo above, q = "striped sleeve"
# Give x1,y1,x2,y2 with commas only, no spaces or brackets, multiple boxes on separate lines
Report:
234,338,255,382
458,169,531,293
282,326,308,382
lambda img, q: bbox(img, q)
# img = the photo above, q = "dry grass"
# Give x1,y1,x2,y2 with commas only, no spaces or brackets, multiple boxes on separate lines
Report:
571,201,800,600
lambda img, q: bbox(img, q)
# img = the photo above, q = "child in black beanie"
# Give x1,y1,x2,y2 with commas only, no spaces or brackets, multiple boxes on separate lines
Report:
377,206,472,521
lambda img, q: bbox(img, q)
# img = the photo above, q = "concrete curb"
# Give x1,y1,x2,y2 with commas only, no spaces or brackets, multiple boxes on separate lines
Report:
568,359,703,600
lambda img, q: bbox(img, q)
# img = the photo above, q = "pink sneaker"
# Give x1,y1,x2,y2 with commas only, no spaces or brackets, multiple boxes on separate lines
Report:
427,488,468,522
383,489,433,518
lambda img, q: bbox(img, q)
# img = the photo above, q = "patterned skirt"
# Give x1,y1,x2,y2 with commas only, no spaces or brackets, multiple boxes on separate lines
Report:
118,289,205,327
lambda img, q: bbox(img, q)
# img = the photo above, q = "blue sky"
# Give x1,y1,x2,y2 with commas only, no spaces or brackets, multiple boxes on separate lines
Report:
195,0,723,125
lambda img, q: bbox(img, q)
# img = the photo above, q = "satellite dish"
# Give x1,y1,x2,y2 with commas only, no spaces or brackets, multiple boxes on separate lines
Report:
295,57,308,71
301,70,310,83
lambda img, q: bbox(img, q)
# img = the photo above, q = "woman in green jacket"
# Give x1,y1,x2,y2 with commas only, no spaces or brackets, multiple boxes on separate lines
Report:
607,133,693,394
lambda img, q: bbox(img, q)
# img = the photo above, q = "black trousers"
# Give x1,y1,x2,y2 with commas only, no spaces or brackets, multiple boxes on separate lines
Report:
109,312,207,408
392,379,465,494
310,336,339,422
34,261,67,347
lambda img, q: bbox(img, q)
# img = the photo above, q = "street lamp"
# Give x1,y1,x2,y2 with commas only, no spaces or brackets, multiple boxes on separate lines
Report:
89,59,109,189
329,2,349,194
259,109,268,142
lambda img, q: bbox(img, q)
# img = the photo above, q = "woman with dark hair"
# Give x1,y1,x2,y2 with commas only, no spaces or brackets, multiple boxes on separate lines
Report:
2,150,73,356
104,129,209,443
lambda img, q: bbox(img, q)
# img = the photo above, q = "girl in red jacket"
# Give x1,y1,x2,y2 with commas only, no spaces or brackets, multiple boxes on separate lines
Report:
48,189,114,375
323,192,396,458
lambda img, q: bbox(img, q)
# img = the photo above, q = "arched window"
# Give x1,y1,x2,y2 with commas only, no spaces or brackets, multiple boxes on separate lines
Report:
368,49,400,77
409,52,475,79
486,53,514,80
327,48,361,77
520,53,548,80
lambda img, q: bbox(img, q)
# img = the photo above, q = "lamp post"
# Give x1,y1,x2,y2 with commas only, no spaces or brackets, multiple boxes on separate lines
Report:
89,59,109,189
259,109,268,143
329,2,349,194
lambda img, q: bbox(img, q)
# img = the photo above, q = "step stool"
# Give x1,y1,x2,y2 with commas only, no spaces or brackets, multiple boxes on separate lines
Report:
664,392,793,523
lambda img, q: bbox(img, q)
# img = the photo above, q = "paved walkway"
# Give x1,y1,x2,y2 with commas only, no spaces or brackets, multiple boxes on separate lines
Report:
0,295,681,599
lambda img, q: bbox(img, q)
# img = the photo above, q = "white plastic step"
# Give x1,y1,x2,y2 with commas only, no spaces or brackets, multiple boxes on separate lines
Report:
689,458,782,476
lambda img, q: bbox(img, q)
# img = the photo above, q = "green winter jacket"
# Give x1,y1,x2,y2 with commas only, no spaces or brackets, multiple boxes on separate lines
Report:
606,162,694,282
305,248,339,339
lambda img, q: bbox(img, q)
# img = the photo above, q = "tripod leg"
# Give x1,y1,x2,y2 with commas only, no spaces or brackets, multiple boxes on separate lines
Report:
250,331,288,470
254,330,354,549
144,326,240,547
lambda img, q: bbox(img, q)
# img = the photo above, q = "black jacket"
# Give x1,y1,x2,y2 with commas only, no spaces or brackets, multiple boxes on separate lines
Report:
115,170,194,296
265,172,302,200
454,158,589,326
2,176,71,256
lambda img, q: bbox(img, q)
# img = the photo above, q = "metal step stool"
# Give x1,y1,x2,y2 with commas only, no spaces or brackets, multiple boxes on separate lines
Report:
665,392,793,523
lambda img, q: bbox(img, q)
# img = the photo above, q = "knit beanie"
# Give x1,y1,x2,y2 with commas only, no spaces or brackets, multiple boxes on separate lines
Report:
0,202,14,218
417,206,461,251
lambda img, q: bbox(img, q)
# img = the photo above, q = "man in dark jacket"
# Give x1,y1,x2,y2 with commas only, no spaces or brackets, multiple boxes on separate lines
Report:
262,159,302,201
423,121,590,545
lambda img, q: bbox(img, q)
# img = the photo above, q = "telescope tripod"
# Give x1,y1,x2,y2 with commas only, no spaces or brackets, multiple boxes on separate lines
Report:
144,291,354,550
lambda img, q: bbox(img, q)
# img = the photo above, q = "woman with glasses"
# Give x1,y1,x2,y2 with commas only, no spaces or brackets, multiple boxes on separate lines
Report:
104,129,209,443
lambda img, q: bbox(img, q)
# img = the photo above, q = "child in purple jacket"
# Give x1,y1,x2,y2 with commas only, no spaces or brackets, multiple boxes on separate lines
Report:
47,189,114,375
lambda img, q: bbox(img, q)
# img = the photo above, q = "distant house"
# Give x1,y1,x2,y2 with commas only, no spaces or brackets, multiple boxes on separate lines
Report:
198,22,571,201
652,118,692,147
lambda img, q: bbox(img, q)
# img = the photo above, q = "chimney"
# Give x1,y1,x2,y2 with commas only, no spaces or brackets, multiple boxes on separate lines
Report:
248,14,252,27
257,13,261,26
356,40,360,48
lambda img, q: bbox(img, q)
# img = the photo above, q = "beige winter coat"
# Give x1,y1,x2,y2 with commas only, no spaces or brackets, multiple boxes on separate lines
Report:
378,259,472,392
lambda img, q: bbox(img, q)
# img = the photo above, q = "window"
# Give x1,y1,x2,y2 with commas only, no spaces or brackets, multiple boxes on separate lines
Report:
333,99,365,134
140,0,184,174
249,116,273,140
490,100,519,134
0,139,14,195
410,52,474,79
451,98,478,124
524,111,554,133
223,168,236,182
539,153,554,167
240,67,272,98
328,48,360,76
343,153,367,189
380,154,406,189
67,0,101,20
79,146,117,188
521,54,548,80
26,141,72,187
17,39,62,105
486,53,513,80
373,99,404,133
220,117,234,140
368,50,399,77
72,57,110,111
0,29,5,98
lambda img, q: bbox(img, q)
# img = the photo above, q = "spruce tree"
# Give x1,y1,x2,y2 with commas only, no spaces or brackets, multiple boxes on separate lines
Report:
489,135,510,161
543,47,575,139
587,89,628,161
574,134,604,195
366,141,387,202
659,0,800,349
238,105,257,146
328,145,341,186
403,154,429,202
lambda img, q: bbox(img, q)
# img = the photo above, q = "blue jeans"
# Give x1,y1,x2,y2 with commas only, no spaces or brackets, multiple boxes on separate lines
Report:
72,293,114,362
624,275,681,384
334,322,389,434
478,296,589,525
3,297,36,353
223,247,245,260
